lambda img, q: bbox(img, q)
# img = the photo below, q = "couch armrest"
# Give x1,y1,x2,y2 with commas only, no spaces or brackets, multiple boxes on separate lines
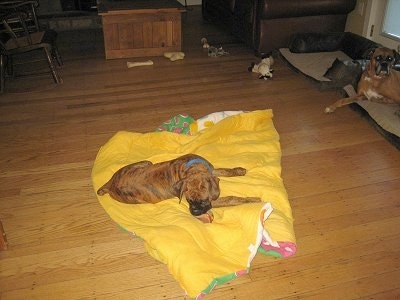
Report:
287,32,382,58
341,32,381,59
258,0,356,20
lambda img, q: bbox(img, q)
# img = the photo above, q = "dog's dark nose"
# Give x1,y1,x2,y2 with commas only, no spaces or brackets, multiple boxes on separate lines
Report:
376,62,390,75
189,201,212,216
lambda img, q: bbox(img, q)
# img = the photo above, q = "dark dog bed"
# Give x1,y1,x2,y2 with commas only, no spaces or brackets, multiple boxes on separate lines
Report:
279,32,400,149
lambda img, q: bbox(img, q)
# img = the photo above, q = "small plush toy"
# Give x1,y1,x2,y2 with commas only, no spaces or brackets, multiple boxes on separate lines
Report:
248,55,274,80
201,37,229,57
208,46,229,57
164,52,185,61
201,37,210,49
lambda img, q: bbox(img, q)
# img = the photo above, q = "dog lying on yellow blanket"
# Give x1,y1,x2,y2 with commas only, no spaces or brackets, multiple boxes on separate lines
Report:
97,153,261,222
92,110,296,298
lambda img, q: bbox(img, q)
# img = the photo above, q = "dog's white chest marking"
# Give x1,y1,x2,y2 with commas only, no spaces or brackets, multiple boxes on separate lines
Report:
364,88,383,100
363,76,372,82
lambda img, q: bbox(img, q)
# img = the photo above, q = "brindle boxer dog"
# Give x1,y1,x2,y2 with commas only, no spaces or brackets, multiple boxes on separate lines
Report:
97,154,260,221
325,47,400,113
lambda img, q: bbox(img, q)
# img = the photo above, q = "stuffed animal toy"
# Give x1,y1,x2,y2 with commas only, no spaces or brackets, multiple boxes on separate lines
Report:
208,46,229,57
201,37,229,57
164,52,185,61
201,37,210,49
248,56,274,80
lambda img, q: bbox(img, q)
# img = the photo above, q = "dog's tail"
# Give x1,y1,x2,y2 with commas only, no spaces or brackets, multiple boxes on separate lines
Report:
97,181,111,196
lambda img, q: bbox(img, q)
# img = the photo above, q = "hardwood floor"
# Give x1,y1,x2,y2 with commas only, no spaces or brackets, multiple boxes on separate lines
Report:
1,6,399,299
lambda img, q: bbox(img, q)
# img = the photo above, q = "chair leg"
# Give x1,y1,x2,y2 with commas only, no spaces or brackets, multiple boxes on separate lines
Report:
52,45,63,66
44,47,62,84
0,54,5,93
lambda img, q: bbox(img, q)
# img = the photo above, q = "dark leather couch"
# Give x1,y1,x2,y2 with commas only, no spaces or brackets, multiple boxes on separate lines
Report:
202,0,357,56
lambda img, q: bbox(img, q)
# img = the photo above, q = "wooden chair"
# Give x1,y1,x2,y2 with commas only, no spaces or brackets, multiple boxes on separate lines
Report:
0,0,62,93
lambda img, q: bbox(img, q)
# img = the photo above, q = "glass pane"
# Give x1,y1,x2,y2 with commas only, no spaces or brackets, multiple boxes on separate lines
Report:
382,0,400,40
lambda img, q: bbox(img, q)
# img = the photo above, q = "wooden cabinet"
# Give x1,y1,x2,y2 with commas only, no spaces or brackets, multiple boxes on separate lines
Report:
98,1,185,59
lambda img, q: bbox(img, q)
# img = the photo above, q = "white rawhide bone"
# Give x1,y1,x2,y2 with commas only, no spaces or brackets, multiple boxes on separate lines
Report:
126,60,154,68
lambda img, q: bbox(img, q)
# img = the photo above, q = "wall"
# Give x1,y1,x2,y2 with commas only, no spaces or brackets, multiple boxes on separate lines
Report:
37,0,62,14
38,0,201,13
345,0,367,35
346,0,399,48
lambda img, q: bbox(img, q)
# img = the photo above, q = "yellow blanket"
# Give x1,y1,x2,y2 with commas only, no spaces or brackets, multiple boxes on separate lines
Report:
91,110,296,298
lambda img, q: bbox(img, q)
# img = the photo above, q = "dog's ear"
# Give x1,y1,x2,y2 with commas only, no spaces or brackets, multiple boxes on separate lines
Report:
393,48,400,64
173,180,186,203
364,48,376,60
208,176,220,201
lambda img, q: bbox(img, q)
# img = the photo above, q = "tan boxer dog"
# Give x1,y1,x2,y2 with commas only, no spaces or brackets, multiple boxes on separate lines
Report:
97,154,260,222
325,47,400,113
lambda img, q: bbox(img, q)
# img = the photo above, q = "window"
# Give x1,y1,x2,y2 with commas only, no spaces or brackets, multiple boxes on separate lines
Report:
366,0,399,49
382,0,400,41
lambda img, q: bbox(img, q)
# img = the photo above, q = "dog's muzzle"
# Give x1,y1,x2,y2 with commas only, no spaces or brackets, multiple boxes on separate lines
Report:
374,55,394,76
188,200,212,216
375,62,390,76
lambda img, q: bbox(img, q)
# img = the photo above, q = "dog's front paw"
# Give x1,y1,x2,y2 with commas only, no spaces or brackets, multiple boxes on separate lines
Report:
233,167,246,176
324,106,336,113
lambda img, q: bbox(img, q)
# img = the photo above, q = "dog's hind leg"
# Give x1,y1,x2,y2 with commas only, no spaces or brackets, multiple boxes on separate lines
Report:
212,196,261,207
97,160,153,196
325,95,365,113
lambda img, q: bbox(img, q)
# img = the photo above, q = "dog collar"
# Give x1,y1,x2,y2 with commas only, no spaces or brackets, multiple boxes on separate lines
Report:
185,158,213,173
